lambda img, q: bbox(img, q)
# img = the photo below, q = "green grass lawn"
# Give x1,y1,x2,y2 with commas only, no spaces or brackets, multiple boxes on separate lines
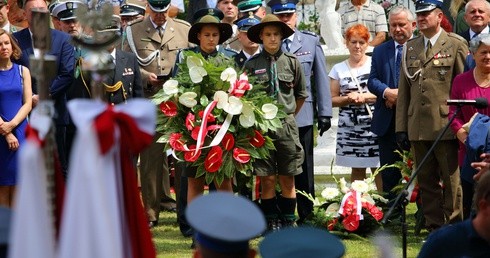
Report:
152,174,427,257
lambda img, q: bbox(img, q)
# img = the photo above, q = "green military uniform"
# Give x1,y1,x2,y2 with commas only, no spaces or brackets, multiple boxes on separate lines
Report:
396,30,468,228
124,16,191,97
124,15,191,224
244,49,308,176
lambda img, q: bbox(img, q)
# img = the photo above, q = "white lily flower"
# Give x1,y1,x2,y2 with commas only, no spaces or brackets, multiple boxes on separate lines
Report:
214,91,229,109
179,92,198,108
261,103,278,119
351,180,369,193
162,79,179,95
321,187,340,200
220,67,237,82
187,56,203,69
189,66,207,83
239,112,255,128
339,178,349,194
312,198,321,207
223,96,243,115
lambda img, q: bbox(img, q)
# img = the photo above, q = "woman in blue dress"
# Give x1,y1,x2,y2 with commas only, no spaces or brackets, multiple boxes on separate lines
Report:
0,29,32,207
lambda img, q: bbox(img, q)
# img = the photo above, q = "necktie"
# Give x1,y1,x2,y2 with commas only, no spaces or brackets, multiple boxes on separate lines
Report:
283,39,291,52
472,32,480,40
395,44,403,86
270,56,279,97
157,26,164,38
425,41,432,59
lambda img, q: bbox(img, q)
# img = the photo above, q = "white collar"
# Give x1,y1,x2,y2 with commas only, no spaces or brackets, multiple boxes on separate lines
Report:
470,26,490,39
150,18,167,30
424,28,443,48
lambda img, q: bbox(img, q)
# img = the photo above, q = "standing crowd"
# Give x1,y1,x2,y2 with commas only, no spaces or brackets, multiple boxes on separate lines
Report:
1,0,490,257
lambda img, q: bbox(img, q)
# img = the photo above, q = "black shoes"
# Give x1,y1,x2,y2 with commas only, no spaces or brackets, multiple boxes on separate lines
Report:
266,218,282,233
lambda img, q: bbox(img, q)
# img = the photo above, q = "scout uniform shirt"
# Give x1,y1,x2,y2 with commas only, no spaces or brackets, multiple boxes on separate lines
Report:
244,49,308,115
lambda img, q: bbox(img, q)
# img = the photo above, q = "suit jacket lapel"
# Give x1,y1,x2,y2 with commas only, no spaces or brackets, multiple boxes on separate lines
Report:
387,41,396,85
161,19,175,46
414,37,426,64
114,49,127,83
289,31,301,54
424,30,448,65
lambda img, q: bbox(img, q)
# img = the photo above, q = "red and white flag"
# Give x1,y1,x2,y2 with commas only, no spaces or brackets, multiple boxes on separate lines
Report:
57,99,156,258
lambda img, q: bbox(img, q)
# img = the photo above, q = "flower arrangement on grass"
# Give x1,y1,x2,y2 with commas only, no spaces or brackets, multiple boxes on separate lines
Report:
300,166,389,237
152,52,286,185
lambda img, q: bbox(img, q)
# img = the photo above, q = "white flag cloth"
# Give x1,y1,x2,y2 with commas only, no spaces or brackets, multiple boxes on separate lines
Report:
8,102,56,258
57,99,155,258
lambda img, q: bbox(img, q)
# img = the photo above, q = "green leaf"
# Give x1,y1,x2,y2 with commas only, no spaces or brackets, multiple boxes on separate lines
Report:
205,171,215,185
200,94,209,106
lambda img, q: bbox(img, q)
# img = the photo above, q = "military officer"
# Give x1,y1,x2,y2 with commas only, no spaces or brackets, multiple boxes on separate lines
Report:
245,14,308,231
237,0,266,19
269,0,332,224
120,0,146,30
124,0,192,228
233,14,260,68
396,0,468,231
216,0,241,52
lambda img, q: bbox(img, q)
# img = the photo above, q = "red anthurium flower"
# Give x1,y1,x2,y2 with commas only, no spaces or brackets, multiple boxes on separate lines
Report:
407,159,413,169
191,126,201,140
327,218,338,231
249,130,265,148
342,214,360,232
184,145,201,162
233,147,250,163
198,110,216,123
160,101,178,117
369,206,384,221
185,113,195,131
204,146,223,172
230,79,251,97
169,133,186,151
207,124,221,131
222,133,235,151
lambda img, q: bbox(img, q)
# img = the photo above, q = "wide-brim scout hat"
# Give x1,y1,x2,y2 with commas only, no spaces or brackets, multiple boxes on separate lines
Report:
186,192,266,253
259,227,346,258
267,0,298,14
147,0,170,13
120,0,146,17
415,0,443,13
247,14,294,44
188,9,233,45
237,0,263,13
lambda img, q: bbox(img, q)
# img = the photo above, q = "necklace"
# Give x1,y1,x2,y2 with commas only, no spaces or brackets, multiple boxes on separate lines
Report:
473,69,490,88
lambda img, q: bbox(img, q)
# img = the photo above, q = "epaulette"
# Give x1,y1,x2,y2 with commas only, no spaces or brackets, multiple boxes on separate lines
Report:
406,35,420,43
283,52,297,58
225,48,239,55
127,16,144,27
173,18,191,27
300,30,318,37
447,32,467,43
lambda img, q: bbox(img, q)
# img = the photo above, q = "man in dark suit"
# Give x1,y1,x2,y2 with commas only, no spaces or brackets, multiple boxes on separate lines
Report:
368,6,416,198
459,0,490,43
271,0,333,224
13,0,75,175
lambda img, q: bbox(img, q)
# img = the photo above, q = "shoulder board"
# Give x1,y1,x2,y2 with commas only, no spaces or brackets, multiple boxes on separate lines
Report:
172,18,191,27
300,30,318,37
447,32,466,43
225,48,239,55
127,17,144,27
